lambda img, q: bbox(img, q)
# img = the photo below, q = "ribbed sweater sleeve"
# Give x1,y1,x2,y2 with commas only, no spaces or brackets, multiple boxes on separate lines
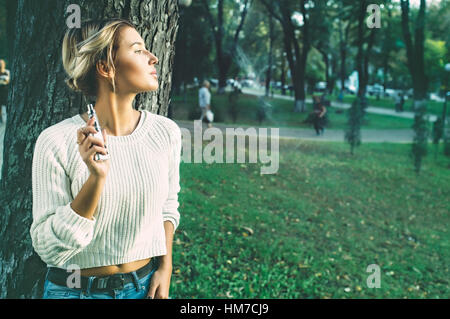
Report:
161,121,182,234
30,130,96,267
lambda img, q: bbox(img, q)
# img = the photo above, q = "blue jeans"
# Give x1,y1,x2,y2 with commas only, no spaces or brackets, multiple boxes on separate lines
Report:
42,266,159,299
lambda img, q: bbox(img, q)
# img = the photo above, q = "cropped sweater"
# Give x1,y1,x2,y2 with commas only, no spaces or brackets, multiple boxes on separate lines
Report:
30,110,182,269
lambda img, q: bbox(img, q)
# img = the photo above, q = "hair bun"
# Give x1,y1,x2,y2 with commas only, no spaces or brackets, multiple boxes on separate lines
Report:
65,77,80,92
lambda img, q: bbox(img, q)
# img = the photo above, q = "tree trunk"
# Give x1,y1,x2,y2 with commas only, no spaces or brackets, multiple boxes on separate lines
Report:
293,0,309,113
262,0,309,112
265,14,274,97
0,0,179,299
202,0,249,95
356,0,367,99
318,49,330,94
338,16,350,94
280,54,286,96
401,0,428,106
5,0,18,63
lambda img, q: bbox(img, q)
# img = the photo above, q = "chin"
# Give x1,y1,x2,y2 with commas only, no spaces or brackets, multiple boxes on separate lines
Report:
141,84,158,93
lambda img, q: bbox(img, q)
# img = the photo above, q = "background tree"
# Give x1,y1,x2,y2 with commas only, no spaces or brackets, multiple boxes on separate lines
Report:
201,0,251,94
344,0,380,154
400,0,428,105
0,0,179,298
401,0,428,174
336,1,353,97
261,0,312,112
172,1,214,96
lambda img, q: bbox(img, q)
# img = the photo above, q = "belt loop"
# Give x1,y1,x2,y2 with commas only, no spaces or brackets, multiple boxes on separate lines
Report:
86,276,95,296
130,271,141,292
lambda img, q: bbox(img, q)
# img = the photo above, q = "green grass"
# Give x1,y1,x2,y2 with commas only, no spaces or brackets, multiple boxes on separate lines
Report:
326,94,444,117
172,89,415,130
170,139,449,298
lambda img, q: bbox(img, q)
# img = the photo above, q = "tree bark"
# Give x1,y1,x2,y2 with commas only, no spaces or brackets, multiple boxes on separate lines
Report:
265,13,274,97
0,0,179,298
264,0,310,112
202,0,250,94
400,0,428,105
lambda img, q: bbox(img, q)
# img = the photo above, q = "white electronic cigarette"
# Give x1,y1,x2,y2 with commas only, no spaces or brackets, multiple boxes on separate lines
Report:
87,104,109,161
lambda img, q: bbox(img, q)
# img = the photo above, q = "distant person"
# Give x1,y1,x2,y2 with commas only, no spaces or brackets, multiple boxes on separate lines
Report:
0,59,10,123
312,95,327,136
198,80,213,128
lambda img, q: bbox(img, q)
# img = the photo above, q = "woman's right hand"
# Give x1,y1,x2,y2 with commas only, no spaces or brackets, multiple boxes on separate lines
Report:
76,117,110,179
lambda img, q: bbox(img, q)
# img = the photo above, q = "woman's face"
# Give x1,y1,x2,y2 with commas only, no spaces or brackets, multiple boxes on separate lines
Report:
108,27,159,94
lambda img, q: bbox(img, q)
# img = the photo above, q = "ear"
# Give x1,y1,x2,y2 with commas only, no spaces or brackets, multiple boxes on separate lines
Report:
96,60,114,79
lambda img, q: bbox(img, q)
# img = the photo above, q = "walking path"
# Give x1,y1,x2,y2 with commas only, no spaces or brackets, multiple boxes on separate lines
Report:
174,120,417,144
241,87,438,122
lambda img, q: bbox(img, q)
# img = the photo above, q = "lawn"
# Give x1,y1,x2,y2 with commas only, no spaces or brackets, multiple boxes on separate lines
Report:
170,138,449,299
171,89,416,130
326,93,444,117
266,88,445,117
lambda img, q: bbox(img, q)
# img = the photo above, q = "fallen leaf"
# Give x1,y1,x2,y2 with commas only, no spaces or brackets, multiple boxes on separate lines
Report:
241,226,254,235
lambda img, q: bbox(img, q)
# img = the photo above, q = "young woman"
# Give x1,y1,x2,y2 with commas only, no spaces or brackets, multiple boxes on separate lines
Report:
30,18,182,299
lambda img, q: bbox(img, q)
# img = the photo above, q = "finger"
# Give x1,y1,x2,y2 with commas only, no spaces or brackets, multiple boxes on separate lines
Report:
147,283,157,299
85,135,106,148
102,128,107,146
77,129,87,145
80,133,103,151
79,126,98,138
87,145,107,158
77,126,96,142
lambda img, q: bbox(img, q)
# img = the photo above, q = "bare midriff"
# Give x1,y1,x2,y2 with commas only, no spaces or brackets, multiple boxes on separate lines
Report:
80,257,152,277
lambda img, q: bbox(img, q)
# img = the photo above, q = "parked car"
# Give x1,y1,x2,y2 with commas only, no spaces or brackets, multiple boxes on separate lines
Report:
367,84,383,97
430,92,445,102
383,88,396,97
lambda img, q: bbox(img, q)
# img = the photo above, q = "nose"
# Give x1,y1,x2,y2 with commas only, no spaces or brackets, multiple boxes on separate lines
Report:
147,51,158,65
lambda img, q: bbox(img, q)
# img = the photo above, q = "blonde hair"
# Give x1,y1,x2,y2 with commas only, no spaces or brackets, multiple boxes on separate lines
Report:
62,18,136,98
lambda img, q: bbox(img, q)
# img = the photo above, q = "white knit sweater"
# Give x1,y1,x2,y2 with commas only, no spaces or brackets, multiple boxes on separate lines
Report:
30,110,182,269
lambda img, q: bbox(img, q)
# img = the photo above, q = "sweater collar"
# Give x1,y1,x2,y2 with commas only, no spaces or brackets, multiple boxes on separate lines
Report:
72,110,153,144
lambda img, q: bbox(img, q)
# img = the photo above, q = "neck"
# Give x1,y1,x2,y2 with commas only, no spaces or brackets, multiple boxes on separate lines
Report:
93,92,140,137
